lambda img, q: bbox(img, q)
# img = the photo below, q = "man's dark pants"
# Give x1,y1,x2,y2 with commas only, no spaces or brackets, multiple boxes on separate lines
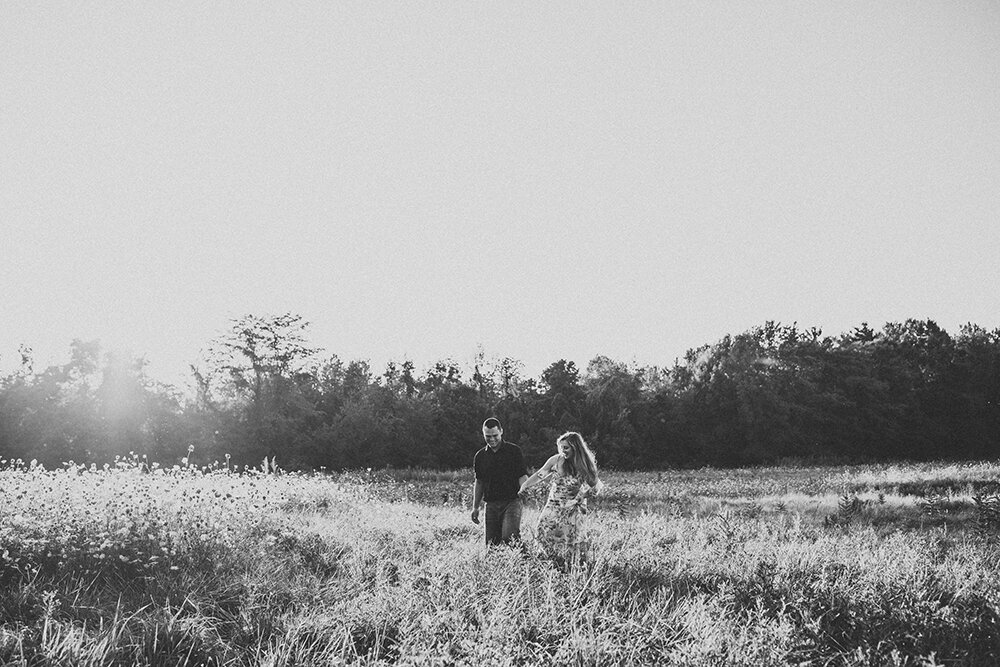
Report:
484,498,523,545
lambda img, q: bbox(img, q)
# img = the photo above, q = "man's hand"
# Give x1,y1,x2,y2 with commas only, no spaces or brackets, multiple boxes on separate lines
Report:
471,507,481,524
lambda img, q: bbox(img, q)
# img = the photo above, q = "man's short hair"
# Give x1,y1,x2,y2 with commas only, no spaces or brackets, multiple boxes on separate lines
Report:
482,417,502,431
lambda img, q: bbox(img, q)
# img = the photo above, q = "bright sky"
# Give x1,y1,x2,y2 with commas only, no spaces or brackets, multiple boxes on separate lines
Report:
3,1,999,387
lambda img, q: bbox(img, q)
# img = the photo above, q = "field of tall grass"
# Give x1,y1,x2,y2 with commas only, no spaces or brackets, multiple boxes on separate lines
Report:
2,457,1000,666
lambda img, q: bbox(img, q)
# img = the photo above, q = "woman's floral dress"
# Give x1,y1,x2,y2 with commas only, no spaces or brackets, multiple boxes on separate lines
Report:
535,471,590,561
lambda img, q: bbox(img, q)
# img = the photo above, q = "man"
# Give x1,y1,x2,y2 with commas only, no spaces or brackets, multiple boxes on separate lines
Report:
471,417,528,545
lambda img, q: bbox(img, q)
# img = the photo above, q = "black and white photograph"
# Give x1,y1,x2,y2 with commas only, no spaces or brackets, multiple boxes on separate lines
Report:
2,2,999,664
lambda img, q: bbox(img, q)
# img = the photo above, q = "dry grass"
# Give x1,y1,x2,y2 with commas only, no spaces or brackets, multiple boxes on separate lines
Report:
1,458,999,665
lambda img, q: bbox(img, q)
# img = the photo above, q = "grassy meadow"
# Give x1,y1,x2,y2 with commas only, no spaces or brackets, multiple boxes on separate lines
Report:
2,458,1000,666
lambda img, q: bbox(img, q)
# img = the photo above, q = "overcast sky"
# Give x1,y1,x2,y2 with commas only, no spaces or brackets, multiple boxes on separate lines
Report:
3,1,999,385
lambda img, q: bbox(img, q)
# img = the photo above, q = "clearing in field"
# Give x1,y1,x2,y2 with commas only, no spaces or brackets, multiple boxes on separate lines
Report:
2,459,1000,666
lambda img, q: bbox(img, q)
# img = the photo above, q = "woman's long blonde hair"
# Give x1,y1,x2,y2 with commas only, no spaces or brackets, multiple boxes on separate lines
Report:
557,431,600,490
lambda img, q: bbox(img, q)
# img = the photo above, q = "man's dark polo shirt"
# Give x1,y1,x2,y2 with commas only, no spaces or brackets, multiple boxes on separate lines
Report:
474,441,527,502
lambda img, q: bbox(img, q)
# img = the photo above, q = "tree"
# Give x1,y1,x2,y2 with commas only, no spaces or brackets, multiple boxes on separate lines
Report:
384,360,416,398
951,324,1000,457
539,360,585,428
0,341,187,467
196,314,321,464
582,356,644,467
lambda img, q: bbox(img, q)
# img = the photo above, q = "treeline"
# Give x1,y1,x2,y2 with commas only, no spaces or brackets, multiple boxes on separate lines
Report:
2,315,999,470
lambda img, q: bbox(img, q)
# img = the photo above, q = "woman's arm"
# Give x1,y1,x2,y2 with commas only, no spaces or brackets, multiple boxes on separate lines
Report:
518,472,540,495
518,455,560,494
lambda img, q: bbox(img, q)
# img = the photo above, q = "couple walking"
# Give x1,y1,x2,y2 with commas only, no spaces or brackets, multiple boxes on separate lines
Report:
471,417,602,563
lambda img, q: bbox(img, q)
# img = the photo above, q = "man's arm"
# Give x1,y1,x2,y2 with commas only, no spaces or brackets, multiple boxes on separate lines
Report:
516,449,528,496
471,479,484,524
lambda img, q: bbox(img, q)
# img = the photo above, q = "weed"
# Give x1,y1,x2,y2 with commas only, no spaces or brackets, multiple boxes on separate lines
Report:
3,459,1000,665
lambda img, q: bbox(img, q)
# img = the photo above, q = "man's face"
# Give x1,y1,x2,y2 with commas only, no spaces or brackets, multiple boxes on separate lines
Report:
483,427,502,449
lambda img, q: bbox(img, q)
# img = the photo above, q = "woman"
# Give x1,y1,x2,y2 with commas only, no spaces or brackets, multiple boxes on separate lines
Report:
519,431,603,564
